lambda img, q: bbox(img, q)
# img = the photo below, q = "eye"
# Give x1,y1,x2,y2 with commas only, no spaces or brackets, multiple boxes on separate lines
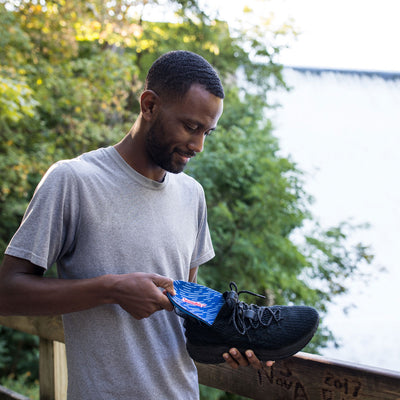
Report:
204,129,215,137
184,123,198,132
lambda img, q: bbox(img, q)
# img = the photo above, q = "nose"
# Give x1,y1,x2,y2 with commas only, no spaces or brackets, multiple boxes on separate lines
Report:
187,134,205,153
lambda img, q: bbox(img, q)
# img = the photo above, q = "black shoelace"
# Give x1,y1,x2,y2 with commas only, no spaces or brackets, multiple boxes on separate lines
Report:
229,282,282,336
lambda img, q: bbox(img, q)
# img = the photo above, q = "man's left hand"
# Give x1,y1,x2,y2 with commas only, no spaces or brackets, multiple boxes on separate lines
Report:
223,348,275,370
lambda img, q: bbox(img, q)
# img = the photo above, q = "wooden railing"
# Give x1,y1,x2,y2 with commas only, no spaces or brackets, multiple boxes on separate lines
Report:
0,315,399,400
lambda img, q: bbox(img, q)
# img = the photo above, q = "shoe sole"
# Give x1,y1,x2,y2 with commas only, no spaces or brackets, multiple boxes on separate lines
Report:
186,319,319,364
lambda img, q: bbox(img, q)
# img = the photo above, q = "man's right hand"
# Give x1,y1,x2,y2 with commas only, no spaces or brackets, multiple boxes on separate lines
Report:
110,272,175,319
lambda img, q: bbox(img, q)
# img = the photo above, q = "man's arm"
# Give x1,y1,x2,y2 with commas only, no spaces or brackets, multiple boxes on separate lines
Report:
0,255,174,319
188,266,198,283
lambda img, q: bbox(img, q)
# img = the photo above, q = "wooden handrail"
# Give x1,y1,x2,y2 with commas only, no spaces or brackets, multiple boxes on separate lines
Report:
0,315,399,400
0,384,31,400
0,316,64,343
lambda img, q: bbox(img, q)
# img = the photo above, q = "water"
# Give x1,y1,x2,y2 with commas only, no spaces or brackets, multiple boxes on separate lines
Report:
269,68,400,371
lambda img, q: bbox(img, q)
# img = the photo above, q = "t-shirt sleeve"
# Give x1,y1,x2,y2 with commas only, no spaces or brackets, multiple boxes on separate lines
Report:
5,161,80,270
189,184,215,269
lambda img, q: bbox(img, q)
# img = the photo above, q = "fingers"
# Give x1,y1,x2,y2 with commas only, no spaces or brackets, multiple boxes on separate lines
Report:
245,350,275,369
224,348,275,370
223,351,240,369
158,293,174,312
152,274,175,296
244,350,263,370
223,348,249,369
265,360,275,367
147,274,174,313
152,274,175,312
115,272,175,319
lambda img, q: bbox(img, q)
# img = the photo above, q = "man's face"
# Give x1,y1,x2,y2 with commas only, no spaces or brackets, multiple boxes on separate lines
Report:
145,84,223,174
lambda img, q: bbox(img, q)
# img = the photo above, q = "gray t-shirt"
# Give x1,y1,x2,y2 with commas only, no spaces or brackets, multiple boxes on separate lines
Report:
6,147,215,399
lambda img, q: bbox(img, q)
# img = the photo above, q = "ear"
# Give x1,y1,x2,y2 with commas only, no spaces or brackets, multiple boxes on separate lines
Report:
140,90,160,121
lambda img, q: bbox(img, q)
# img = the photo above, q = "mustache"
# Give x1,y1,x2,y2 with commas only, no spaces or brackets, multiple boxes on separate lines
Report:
175,149,196,158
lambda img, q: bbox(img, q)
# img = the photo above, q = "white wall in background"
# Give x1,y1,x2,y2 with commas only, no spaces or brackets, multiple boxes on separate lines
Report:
270,68,400,371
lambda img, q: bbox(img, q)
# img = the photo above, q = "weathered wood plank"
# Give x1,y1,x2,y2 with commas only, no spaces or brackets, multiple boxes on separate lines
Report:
38,339,67,400
39,338,55,400
0,386,31,400
0,316,64,343
53,341,67,400
196,352,400,399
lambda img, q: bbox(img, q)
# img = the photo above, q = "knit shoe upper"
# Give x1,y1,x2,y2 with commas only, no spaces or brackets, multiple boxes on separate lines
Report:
184,282,319,363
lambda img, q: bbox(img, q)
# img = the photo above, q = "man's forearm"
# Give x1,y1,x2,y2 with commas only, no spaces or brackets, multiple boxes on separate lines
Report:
0,255,175,319
0,256,114,316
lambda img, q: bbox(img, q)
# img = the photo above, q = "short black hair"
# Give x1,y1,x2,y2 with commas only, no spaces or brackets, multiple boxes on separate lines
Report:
144,50,225,100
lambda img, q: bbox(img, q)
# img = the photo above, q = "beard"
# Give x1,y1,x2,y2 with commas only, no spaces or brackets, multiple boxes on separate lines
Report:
145,117,190,174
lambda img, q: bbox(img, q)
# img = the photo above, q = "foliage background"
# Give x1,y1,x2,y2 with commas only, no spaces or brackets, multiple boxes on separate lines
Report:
0,1,373,398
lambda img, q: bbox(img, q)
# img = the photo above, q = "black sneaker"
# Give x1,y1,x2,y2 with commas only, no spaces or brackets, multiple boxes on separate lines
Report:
183,282,319,364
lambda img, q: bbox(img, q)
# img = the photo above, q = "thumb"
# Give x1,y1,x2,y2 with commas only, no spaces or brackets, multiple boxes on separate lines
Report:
152,275,176,296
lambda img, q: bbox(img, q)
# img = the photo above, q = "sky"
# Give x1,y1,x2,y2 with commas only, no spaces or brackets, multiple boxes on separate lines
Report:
203,0,400,72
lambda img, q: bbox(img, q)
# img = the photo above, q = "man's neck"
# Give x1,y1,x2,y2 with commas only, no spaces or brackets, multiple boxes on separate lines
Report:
114,126,166,182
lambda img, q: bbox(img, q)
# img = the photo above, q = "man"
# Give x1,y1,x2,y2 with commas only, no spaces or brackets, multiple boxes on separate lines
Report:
0,51,272,399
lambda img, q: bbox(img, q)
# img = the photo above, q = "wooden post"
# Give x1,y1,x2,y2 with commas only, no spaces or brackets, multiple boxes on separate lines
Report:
39,338,55,400
53,342,67,400
39,339,67,400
